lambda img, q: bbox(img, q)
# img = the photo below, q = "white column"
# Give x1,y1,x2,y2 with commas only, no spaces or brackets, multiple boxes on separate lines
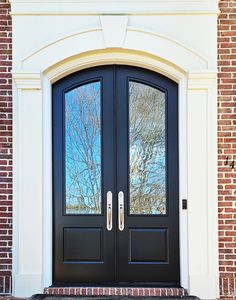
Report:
187,72,219,299
12,72,43,297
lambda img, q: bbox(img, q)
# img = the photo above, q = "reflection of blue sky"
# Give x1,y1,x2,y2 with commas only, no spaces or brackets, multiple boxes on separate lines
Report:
65,82,101,214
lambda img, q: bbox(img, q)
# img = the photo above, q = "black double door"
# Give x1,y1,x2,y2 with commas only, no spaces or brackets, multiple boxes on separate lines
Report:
53,66,179,285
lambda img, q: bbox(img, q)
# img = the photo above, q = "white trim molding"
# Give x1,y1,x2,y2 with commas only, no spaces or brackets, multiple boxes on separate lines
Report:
12,72,41,89
12,6,218,299
9,0,220,16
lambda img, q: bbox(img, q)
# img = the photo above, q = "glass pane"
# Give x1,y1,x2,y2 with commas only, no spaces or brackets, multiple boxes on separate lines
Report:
129,81,166,215
65,82,101,214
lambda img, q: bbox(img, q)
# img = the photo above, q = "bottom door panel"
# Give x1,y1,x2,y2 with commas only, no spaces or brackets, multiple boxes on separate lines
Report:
129,228,168,263
63,228,103,262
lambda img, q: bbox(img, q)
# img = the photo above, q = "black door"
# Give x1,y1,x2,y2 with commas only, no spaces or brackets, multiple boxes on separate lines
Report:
53,66,179,285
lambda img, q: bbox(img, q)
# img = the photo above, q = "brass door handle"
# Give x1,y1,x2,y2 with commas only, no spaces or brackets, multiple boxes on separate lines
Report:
107,191,112,231
118,191,124,231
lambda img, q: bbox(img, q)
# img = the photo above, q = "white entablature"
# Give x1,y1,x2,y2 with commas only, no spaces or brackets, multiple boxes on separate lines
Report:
10,0,219,15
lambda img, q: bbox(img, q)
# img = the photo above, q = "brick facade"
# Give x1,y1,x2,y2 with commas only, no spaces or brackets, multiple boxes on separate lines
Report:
218,0,236,298
0,0,12,295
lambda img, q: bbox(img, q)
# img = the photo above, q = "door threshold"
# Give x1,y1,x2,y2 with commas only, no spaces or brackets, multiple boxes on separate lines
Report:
44,286,187,297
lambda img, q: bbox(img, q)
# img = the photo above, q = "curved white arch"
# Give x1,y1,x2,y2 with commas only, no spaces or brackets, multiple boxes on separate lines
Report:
21,26,208,73
44,49,186,83
21,27,102,64
127,27,208,66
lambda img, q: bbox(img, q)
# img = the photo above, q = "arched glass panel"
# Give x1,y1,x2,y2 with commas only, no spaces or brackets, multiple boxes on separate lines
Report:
65,81,101,214
129,81,166,215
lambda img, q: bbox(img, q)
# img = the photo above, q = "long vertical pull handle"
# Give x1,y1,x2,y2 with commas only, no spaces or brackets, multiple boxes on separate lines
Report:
118,191,124,231
107,191,112,231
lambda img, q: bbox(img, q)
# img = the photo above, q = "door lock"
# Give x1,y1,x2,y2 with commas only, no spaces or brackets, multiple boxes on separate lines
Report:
182,199,187,210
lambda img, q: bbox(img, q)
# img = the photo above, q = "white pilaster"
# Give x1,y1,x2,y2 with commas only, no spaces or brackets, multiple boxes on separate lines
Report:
12,72,43,297
187,72,218,299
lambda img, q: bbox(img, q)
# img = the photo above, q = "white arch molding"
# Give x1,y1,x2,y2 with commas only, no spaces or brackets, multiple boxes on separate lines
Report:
19,25,209,72
12,25,218,299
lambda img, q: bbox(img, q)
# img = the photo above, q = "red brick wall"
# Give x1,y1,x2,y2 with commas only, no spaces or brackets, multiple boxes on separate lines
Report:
218,0,236,298
0,0,12,295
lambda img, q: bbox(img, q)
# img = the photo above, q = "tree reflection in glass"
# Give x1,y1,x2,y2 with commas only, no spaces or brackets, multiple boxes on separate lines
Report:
129,81,166,215
65,82,101,214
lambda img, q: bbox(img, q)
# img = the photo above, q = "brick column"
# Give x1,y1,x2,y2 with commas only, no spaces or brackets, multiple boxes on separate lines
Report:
218,0,236,298
0,0,12,295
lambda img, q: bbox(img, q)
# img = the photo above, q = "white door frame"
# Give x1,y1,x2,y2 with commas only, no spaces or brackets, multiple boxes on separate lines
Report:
42,53,189,290
12,26,218,299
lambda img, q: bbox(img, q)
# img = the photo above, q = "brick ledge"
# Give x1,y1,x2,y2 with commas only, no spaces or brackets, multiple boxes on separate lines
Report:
44,287,187,297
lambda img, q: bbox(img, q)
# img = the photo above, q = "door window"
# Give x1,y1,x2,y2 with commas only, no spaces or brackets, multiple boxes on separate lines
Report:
129,81,166,215
65,82,102,214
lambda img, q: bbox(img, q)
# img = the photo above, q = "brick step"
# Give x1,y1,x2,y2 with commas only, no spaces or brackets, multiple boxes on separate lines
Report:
44,287,187,297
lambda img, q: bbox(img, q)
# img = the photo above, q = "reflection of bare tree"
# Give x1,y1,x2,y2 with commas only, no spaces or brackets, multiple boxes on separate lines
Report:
129,82,166,214
65,82,101,214
65,80,165,215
